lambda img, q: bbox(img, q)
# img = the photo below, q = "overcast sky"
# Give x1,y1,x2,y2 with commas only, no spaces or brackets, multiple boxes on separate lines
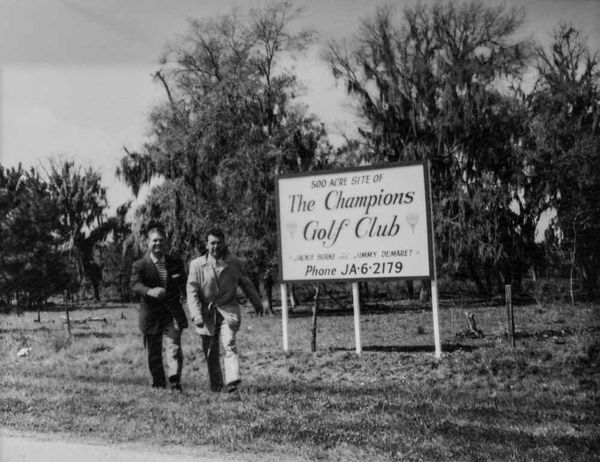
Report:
1,0,599,210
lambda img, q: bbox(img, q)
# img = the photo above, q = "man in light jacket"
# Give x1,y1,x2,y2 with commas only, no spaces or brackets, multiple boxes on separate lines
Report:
187,228,265,392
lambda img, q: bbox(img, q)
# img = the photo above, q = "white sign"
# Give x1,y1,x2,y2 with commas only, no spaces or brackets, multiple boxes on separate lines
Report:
276,162,433,282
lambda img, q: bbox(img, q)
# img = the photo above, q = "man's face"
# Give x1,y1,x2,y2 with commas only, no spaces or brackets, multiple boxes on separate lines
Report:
206,234,225,259
148,231,165,258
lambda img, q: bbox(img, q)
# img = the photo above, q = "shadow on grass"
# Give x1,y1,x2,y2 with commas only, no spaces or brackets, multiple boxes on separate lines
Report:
330,343,479,353
280,294,536,318
435,418,600,460
71,332,120,339
370,343,477,353
0,328,126,339
514,328,575,340
286,303,429,318
12,370,148,388
0,327,52,334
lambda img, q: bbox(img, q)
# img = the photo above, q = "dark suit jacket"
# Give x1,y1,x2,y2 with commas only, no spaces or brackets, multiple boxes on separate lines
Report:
130,254,188,334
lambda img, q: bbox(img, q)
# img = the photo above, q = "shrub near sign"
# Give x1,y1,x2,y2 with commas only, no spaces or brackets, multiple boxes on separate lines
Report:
276,162,434,282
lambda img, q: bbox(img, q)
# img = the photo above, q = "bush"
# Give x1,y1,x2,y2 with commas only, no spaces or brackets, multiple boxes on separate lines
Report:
529,278,574,304
51,335,72,352
0,301,12,314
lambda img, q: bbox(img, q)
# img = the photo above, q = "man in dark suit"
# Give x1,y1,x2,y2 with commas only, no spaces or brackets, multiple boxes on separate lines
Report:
130,227,188,390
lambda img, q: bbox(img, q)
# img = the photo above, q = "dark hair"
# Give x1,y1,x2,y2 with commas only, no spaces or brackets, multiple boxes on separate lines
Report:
147,227,166,239
205,227,225,241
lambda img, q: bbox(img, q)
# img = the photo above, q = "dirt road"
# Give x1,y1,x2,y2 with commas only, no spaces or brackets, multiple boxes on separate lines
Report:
0,431,298,462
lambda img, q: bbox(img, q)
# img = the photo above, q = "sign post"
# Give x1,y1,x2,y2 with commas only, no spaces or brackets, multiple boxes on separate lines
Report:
431,280,442,358
427,160,442,359
352,282,362,354
281,283,289,352
276,162,440,357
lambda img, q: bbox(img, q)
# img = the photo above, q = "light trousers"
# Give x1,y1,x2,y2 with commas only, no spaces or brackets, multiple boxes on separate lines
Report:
201,310,240,391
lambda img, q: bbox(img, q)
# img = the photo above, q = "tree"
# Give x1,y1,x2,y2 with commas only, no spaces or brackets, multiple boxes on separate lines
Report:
527,24,600,299
44,160,110,301
119,1,331,308
96,202,136,302
325,1,535,294
116,148,156,198
0,164,73,311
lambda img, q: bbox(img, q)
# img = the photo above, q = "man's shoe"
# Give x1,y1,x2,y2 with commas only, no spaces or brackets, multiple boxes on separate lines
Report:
170,383,183,392
168,375,181,391
225,379,241,393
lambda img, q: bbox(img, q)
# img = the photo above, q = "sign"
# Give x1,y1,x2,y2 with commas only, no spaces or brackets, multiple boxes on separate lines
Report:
276,162,433,282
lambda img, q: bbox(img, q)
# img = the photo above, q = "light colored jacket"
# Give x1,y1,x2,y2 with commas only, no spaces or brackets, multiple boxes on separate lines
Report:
186,252,262,335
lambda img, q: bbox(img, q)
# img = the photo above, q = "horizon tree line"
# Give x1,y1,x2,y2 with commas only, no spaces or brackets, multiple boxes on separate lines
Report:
1,0,598,309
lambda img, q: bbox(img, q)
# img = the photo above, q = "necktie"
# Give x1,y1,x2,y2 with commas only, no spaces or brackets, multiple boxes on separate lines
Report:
155,259,167,288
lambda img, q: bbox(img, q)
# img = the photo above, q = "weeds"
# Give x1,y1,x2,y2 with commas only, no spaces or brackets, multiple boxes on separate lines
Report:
51,335,72,352
1,303,599,461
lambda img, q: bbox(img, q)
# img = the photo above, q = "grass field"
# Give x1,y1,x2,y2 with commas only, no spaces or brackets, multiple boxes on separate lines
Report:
1,297,599,461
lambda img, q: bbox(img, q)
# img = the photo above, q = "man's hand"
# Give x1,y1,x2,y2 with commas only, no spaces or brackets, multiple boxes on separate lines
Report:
262,299,270,312
146,287,167,299
255,299,269,316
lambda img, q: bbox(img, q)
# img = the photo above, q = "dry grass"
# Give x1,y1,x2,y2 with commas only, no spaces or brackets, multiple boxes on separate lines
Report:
1,299,599,461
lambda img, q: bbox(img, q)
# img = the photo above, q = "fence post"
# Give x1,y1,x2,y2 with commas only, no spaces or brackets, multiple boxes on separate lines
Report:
505,284,515,347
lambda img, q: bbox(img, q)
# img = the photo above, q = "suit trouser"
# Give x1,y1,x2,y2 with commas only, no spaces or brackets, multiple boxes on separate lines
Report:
144,320,182,387
201,310,240,391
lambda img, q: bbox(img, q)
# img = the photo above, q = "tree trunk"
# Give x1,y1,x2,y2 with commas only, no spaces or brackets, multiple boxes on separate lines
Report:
464,311,484,338
419,280,431,304
483,262,496,296
311,284,320,352
406,280,415,299
16,291,24,316
570,225,577,307
321,284,348,311
289,285,299,307
259,275,275,315
64,291,72,338
91,277,101,302
581,264,597,300
359,282,370,300
265,277,274,314
467,257,490,297
120,272,132,302
509,259,524,295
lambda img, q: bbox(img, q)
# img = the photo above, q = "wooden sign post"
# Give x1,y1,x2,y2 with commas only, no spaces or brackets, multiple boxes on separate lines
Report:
505,284,515,347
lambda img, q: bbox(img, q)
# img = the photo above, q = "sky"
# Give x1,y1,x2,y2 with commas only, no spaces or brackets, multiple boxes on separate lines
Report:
1,0,599,213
